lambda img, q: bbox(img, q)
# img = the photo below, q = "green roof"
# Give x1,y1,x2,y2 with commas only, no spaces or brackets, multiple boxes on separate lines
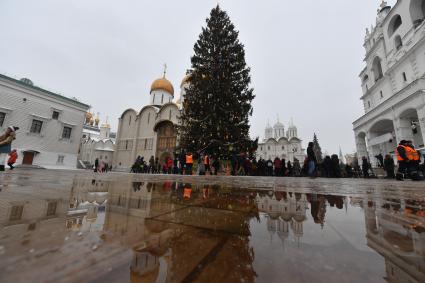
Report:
0,73,90,109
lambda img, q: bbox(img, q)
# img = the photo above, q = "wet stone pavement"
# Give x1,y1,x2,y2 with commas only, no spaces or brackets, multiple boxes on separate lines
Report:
0,170,424,283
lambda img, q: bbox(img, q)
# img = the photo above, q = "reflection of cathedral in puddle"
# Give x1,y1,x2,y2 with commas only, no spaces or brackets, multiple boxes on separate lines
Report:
67,178,111,231
255,192,308,245
363,197,425,283
71,179,176,282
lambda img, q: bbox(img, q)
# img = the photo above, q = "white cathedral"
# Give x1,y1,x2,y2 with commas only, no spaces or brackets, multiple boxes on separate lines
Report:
256,119,305,162
112,71,189,170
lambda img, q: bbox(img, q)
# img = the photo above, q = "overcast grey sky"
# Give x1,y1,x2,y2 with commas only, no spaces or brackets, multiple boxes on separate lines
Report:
0,0,396,155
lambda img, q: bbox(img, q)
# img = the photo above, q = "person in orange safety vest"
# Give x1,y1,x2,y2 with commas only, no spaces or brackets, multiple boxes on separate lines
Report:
185,152,193,175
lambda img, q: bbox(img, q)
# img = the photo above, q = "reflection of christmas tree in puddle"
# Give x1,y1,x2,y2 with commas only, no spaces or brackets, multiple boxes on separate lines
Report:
127,181,259,282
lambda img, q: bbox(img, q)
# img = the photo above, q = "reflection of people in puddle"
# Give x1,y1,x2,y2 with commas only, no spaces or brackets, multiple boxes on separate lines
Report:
176,183,184,200
133,182,142,192
183,184,192,199
146,183,153,193
309,194,326,226
405,199,425,217
203,185,209,199
325,195,344,209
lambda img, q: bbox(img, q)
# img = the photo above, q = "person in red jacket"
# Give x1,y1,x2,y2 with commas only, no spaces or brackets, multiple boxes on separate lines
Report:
7,149,18,170
166,156,173,174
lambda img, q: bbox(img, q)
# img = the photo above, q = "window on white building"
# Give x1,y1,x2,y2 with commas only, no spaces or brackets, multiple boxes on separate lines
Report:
148,113,150,124
0,112,5,127
30,119,43,134
46,201,57,216
388,14,402,38
129,116,132,125
368,101,371,108
402,72,407,82
410,0,425,27
9,205,24,221
62,126,72,139
52,111,60,120
372,57,383,82
161,94,164,104
268,146,270,150
169,110,172,120
57,155,65,164
380,91,383,98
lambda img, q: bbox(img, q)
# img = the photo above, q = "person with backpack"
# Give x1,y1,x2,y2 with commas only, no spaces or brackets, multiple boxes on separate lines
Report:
0,126,19,172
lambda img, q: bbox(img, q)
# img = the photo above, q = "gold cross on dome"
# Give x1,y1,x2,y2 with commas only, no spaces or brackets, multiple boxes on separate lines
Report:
163,63,167,78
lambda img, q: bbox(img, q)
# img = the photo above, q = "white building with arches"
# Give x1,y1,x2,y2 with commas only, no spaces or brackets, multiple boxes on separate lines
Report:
79,121,115,168
353,0,425,165
256,119,305,162
113,74,188,170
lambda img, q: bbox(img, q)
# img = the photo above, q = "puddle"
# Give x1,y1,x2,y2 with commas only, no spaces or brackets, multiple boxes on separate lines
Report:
0,171,424,282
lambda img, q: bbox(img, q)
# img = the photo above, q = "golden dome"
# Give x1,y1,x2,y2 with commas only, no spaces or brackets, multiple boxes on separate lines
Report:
85,112,93,120
180,74,190,87
150,77,174,96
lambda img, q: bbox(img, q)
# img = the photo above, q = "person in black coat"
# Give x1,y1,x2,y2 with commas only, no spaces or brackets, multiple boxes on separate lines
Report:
323,156,332,177
383,154,395,178
331,154,341,178
362,156,370,178
307,142,317,177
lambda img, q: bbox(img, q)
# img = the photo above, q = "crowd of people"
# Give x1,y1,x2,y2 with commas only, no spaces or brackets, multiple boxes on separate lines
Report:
93,158,112,173
1,124,423,181
129,140,424,181
394,140,423,181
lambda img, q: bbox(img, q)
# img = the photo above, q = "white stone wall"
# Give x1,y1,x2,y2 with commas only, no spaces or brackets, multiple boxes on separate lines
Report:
0,75,89,169
150,89,173,105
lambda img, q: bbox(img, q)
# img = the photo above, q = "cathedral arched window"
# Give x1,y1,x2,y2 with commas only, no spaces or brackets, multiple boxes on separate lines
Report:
161,94,164,104
410,0,425,28
129,116,132,125
148,113,151,124
388,15,402,38
169,110,172,120
372,57,383,82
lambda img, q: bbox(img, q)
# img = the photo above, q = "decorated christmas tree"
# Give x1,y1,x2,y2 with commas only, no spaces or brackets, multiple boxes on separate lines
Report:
313,133,323,163
178,5,255,158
